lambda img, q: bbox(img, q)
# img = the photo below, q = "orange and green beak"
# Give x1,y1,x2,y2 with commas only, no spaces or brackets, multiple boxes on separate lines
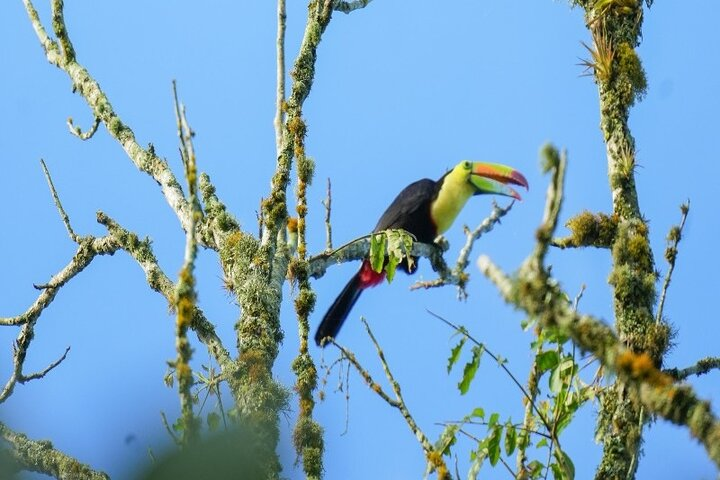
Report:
469,162,529,200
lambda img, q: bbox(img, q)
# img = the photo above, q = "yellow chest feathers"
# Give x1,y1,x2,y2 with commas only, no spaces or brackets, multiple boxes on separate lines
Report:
430,168,475,235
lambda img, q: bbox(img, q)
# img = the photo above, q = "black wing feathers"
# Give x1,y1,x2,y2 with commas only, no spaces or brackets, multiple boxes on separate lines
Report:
372,178,440,243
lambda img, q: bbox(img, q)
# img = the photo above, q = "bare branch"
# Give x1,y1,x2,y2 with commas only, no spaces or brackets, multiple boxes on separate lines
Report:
411,201,514,295
22,346,71,382
1,236,119,403
23,0,200,243
67,116,100,140
333,0,373,14
40,159,79,242
323,177,333,251
656,201,690,323
334,319,450,478
274,0,286,154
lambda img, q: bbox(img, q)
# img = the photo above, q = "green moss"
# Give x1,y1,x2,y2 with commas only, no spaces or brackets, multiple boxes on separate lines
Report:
294,288,316,320
565,210,618,247
297,155,315,184
107,116,123,137
615,42,647,106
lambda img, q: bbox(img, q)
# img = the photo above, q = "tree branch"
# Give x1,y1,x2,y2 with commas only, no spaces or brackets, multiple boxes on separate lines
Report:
0,421,109,480
477,147,720,469
656,201,689,323
23,0,202,244
332,318,451,479
665,357,720,381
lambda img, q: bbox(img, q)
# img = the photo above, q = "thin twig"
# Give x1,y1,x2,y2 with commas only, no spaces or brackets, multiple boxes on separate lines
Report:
411,201,513,293
21,346,71,382
1,236,119,403
274,0,286,153
656,201,690,323
40,159,79,242
428,310,556,437
332,319,450,477
67,116,100,140
330,340,399,407
360,318,449,476
160,411,181,446
23,0,201,243
323,177,333,251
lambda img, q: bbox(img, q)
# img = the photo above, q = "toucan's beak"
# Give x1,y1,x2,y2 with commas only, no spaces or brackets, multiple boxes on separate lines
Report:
469,162,529,200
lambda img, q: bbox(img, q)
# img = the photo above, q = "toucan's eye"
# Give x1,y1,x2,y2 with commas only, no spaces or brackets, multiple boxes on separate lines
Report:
463,161,471,170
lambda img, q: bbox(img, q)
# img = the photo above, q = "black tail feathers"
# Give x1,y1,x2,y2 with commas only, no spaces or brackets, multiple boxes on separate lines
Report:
315,272,363,346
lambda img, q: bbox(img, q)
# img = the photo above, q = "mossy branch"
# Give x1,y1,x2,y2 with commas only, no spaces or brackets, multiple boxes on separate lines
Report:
23,0,205,246
0,422,109,480
477,146,720,470
171,83,202,445
0,162,120,403
551,210,617,249
665,356,720,381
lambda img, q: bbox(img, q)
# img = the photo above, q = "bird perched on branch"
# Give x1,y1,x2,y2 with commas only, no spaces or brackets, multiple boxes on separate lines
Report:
315,161,528,346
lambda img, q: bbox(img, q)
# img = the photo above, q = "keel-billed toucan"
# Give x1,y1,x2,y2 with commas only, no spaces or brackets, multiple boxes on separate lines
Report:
314,161,528,346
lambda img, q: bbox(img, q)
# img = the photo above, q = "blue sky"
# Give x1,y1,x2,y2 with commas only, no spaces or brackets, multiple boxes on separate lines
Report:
1,1,719,479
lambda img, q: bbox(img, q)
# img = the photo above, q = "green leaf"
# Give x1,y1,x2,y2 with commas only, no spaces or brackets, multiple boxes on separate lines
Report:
536,350,560,373
458,345,484,395
470,407,485,419
504,421,517,455
385,230,403,282
207,412,220,431
447,337,467,373
401,230,415,271
553,449,575,480
487,425,502,466
369,233,386,273
487,412,500,429
536,438,548,449
385,252,399,282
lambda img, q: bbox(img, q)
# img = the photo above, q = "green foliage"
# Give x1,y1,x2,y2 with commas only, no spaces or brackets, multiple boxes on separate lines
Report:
369,233,386,274
447,336,467,373
458,345,484,395
369,229,415,282
441,310,594,479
